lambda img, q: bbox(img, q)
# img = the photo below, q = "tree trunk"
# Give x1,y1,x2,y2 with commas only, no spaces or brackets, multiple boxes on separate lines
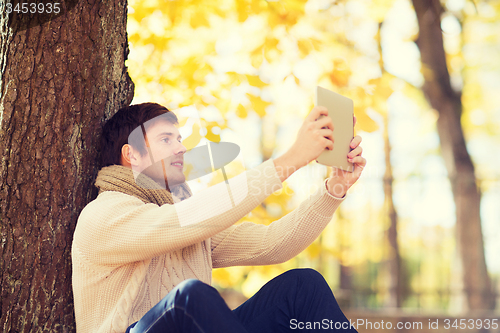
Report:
0,1,134,331
376,21,403,308
411,0,493,311
383,113,403,308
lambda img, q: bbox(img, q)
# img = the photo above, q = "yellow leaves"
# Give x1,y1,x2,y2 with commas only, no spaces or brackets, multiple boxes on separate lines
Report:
127,7,172,46
265,37,279,50
297,39,313,58
329,59,351,88
245,74,267,88
344,87,379,133
236,0,268,23
173,57,213,94
355,108,379,133
190,10,210,29
181,122,203,150
236,1,249,23
181,118,224,152
267,0,307,28
212,97,231,117
225,71,242,85
251,48,264,68
241,270,270,296
236,104,248,118
241,266,284,297
263,37,280,62
367,73,394,116
249,37,280,66
368,74,394,100
205,121,222,142
212,266,248,289
462,81,483,119
296,38,323,58
246,93,271,117
368,0,396,22
226,72,268,88
211,268,232,288
329,70,350,88
221,73,271,118
305,241,322,259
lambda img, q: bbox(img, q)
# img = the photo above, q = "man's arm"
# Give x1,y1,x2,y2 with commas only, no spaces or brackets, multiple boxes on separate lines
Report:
211,182,342,268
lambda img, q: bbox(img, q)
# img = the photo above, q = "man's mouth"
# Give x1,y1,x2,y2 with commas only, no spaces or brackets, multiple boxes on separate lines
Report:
171,161,183,168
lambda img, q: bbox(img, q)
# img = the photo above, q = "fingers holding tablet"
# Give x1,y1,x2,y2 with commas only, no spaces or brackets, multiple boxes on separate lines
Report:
349,135,362,150
315,86,354,172
347,136,363,162
307,106,328,121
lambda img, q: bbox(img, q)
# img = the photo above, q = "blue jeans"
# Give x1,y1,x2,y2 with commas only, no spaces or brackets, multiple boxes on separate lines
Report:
126,268,357,332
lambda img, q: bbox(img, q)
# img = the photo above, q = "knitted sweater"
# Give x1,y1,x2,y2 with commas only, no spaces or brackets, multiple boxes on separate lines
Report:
71,159,344,333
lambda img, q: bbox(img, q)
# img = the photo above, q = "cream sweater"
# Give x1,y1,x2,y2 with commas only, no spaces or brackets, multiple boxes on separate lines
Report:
71,159,343,333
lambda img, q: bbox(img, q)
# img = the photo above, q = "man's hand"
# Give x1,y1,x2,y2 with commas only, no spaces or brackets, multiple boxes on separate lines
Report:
326,133,366,198
274,106,334,182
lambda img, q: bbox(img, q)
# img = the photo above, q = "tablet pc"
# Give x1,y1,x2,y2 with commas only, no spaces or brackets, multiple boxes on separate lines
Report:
315,86,354,172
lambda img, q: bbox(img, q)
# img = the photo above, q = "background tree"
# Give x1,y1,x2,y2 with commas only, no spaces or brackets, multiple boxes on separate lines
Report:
0,1,134,331
374,21,404,308
411,0,494,311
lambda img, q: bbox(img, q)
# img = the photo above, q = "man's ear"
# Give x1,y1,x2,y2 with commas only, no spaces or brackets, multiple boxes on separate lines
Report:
120,144,139,167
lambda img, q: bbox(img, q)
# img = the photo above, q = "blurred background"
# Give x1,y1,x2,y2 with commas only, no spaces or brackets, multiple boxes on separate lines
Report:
126,0,500,330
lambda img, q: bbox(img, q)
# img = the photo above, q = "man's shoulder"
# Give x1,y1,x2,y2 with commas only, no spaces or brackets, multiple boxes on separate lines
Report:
86,190,145,208
93,190,144,203
77,191,146,225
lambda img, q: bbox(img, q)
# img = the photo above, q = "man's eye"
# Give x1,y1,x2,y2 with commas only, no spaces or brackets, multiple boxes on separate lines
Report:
161,138,171,144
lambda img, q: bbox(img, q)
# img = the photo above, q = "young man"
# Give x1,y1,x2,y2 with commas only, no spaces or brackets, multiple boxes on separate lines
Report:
72,102,365,333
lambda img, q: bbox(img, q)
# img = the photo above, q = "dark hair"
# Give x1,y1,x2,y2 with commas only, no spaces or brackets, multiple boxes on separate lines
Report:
100,102,178,168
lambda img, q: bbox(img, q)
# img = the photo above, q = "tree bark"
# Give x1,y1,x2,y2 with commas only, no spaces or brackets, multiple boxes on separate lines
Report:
0,1,134,331
411,0,493,311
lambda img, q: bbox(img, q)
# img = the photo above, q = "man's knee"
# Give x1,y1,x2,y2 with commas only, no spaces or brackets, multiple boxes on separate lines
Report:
279,268,333,297
172,279,218,305
284,268,327,284
176,279,213,296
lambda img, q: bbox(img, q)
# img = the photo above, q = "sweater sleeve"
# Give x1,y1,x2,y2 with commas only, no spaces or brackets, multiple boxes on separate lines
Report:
211,182,344,268
73,159,282,266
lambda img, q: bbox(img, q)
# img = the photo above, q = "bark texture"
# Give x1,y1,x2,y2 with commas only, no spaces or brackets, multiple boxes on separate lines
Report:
411,0,493,311
0,1,134,331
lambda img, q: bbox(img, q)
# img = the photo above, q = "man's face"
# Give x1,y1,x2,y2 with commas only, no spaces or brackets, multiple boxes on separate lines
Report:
133,119,186,188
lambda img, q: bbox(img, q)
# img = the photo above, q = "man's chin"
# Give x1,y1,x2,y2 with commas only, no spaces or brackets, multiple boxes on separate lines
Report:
165,174,186,188
165,177,186,188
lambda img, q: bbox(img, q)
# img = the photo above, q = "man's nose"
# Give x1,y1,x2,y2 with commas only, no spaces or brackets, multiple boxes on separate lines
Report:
175,142,187,155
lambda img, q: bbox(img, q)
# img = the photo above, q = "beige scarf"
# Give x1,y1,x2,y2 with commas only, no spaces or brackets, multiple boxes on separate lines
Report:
95,165,192,205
